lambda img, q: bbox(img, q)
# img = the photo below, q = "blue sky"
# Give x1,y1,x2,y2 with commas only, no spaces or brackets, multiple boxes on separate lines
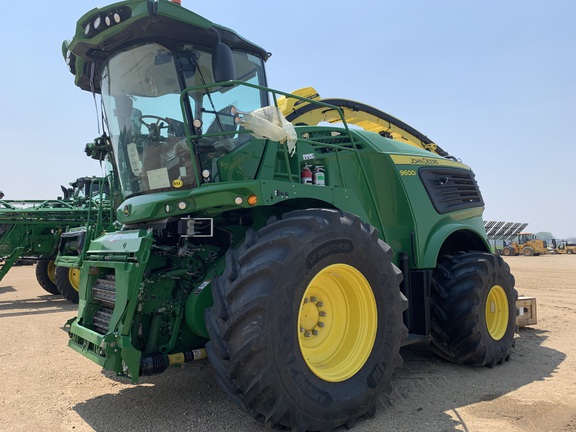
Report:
1,1,574,238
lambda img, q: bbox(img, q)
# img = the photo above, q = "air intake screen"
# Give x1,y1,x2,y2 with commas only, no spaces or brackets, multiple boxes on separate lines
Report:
419,167,484,214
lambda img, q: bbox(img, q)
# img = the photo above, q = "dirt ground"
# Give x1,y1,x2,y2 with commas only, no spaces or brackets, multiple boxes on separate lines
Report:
1,255,575,432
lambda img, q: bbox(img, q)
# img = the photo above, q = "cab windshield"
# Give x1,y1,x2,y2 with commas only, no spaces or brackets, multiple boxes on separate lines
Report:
101,42,267,197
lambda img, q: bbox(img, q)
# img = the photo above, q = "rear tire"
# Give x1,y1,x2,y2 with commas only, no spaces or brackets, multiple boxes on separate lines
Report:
205,209,407,431
35,259,59,295
55,266,80,304
431,251,517,367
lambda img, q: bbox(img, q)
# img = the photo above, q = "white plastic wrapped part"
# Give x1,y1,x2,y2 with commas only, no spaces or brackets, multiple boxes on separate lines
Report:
237,106,297,155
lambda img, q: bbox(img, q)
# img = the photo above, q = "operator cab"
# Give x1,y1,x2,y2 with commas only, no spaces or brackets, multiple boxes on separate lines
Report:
101,41,268,197
516,233,534,244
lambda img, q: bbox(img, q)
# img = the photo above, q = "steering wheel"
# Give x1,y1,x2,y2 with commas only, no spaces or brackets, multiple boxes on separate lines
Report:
139,114,170,135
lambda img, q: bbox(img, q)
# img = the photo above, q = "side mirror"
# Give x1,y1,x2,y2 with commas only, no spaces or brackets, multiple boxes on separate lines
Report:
212,42,236,83
61,186,70,201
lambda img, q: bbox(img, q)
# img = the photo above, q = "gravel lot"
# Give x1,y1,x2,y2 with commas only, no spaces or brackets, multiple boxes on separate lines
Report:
1,255,575,432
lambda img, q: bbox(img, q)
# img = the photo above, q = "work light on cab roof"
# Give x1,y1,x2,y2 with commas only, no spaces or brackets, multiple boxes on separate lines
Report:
83,6,131,37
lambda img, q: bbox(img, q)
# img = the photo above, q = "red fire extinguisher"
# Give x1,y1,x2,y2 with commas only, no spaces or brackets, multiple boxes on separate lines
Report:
301,164,313,184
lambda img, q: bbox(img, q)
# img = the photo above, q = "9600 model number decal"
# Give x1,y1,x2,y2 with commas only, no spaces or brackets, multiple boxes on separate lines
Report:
399,169,417,176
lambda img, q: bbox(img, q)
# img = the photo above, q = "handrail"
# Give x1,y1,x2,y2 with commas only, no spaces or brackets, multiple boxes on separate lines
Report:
178,80,385,231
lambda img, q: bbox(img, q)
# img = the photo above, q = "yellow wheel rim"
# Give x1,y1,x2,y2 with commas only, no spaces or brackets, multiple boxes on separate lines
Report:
47,260,57,284
298,263,377,382
68,268,81,292
485,285,509,340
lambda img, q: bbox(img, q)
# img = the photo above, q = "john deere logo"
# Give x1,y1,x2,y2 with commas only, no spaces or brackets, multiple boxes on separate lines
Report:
172,179,183,188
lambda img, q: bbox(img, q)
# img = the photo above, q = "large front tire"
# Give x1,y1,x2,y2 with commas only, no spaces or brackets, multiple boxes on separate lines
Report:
35,259,59,295
431,251,517,367
523,247,535,256
55,266,80,304
205,209,407,431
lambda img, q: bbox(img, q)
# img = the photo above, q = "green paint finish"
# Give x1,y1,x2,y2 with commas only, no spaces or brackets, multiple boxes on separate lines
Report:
0,176,114,283
63,0,492,384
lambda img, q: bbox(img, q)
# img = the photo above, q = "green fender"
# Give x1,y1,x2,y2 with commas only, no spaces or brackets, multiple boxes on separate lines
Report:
419,223,490,268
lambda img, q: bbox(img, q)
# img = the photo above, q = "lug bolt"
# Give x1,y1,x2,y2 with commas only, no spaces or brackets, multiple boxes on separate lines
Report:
310,296,318,303
312,330,319,336
316,301,324,307
317,322,325,328
304,331,312,338
319,311,327,317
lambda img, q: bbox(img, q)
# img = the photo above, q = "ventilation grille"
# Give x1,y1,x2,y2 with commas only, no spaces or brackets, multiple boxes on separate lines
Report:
419,167,484,214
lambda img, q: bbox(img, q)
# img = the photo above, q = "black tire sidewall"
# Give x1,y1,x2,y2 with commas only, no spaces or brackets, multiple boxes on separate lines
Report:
55,266,79,303
35,259,59,295
431,252,516,366
477,256,517,357
267,223,401,415
206,210,406,429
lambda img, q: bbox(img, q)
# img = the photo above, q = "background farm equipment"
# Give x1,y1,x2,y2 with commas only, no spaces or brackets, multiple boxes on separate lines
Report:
501,232,548,256
549,238,576,254
0,175,115,301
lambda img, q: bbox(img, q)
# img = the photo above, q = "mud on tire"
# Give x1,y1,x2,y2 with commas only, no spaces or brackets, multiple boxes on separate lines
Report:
205,209,407,431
